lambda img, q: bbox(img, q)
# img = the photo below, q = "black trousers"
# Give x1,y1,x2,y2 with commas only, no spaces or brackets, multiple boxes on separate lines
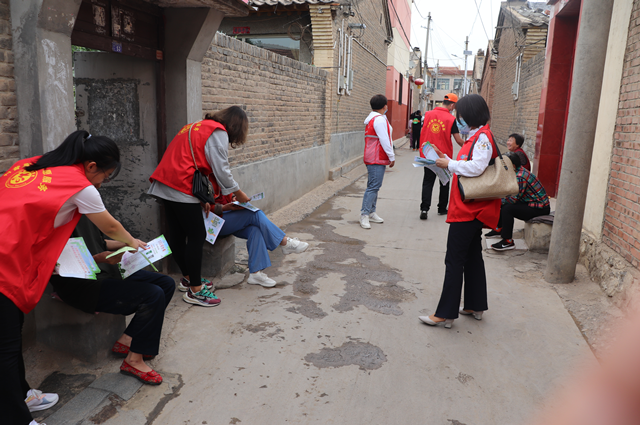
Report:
411,131,421,149
95,271,175,356
0,293,33,425
498,203,551,240
421,167,450,212
164,200,207,287
435,220,488,319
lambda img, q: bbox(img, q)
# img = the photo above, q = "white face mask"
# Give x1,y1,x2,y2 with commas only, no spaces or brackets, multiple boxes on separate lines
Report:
457,117,470,135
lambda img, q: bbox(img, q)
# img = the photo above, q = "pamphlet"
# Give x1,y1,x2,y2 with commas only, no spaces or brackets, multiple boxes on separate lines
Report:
203,210,225,245
56,237,101,280
413,141,452,186
117,235,172,279
231,192,264,212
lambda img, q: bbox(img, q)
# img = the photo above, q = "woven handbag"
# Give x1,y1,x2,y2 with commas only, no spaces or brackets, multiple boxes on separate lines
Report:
457,133,519,202
187,122,216,205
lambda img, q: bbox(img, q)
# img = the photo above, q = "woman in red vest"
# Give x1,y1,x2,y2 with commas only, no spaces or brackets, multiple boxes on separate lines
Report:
418,94,500,329
150,106,310,302
0,131,147,425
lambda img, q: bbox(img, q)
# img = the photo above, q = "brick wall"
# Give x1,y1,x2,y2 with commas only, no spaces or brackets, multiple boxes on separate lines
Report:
490,27,545,159
603,0,640,268
329,0,388,136
480,60,496,114
0,0,17,173
201,33,328,167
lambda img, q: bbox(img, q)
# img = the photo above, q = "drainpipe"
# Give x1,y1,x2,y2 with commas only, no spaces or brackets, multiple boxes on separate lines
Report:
544,0,615,283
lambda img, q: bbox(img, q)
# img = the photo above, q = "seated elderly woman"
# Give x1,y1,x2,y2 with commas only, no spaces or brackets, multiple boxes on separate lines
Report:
50,216,175,385
486,151,550,251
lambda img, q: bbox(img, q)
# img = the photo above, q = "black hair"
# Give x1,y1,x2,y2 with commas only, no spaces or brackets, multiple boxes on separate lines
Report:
508,133,525,147
455,94,491,128
443,100,454,106
370,94,388,110
416,110,421,115
25,130,121,179
506,151,522,169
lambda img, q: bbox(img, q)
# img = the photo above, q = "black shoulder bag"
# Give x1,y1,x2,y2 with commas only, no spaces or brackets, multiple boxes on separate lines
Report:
187,122,216,205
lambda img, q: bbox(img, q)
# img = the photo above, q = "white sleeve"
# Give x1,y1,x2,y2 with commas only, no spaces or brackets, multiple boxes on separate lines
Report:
448,134,493,177
373,116,395,161
68,186,106,214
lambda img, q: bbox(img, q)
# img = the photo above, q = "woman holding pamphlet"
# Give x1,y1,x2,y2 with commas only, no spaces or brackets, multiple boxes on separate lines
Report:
149,106,309,300
418,94,500,329
0,131,147,425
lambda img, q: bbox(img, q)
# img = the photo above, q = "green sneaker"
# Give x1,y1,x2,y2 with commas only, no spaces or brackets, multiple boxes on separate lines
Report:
183,286,221,307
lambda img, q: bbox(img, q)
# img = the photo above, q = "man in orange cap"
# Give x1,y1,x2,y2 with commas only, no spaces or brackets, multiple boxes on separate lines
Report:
418,93,464,219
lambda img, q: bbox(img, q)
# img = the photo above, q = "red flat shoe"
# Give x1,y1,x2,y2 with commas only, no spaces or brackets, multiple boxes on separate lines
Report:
111,341,154,359
120,360,163,385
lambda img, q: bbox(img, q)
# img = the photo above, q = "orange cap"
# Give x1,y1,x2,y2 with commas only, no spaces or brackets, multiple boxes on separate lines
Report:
444,93,458,103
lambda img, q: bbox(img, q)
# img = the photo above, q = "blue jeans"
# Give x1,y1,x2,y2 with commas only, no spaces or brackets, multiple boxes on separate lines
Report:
219,210,286,273
361,164,386,215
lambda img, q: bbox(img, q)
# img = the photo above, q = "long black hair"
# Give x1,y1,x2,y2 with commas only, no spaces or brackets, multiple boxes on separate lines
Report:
456,94,491,129
25,131,121,178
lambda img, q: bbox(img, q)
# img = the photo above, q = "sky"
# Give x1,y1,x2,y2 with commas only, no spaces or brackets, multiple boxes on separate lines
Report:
409,0,504,71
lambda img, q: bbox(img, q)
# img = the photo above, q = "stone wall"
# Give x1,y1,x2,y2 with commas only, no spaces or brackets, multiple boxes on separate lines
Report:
201,33,328,168
490,26,545,159
0,0,17,173
603,0,640,268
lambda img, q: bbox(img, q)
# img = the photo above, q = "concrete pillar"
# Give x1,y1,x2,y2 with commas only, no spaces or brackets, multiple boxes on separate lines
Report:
544,0,615,283
10,0,81,157
164,8,224,139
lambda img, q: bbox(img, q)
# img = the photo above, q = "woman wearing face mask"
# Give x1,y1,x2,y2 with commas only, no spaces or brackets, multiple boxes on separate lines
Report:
418,94,500,329
0,131,147,425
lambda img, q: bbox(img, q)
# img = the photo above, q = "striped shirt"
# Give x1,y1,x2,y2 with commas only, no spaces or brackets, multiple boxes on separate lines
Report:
504,167,550,209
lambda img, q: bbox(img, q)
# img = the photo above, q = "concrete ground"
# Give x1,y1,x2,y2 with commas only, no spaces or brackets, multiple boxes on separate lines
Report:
30,140,613,425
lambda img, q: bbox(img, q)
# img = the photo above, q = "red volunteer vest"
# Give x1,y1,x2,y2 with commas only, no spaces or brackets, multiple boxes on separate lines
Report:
447,125,501,228
419,107,456,158
0,158,91,313
363,114,392,165
150,120,227,197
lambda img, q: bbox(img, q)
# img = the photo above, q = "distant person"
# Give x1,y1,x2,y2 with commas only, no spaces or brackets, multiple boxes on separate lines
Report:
506,133,530,171
419,94,500,329
418,93,464,219
360,94,395,229
485,151,550,251
410,110,422,151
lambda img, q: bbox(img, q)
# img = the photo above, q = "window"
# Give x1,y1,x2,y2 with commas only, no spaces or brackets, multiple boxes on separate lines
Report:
399,76,403,105
237,36,301,61
437,78,449,90
453,79,463,90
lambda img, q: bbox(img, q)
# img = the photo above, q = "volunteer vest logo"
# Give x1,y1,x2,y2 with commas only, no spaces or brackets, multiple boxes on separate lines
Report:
4,164,38,189
428,119,445,134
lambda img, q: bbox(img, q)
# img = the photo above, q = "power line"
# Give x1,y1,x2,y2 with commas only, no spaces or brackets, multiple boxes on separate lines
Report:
413,0,426,20
472,0,490,41
469,0,483,36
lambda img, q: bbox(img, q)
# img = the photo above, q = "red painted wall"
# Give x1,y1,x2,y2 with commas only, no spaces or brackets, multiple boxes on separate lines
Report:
534,0,581,197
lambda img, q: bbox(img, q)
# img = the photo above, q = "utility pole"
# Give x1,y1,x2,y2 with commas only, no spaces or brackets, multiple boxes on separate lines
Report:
420,12,431,112
463,36,471,96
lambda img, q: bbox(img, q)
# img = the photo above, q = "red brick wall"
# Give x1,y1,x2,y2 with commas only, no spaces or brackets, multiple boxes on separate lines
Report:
603,0,640,267
0,0,17,173
480,61,495,113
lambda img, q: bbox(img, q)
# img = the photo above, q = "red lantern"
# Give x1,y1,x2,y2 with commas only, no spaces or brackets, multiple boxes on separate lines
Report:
414,78,424,88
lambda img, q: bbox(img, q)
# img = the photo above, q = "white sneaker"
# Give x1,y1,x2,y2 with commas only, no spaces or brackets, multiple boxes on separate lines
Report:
25,389,59,412
369,212,384,223
360,215,371,229
247,271,277,287
29,421,46,425
281,237,309,255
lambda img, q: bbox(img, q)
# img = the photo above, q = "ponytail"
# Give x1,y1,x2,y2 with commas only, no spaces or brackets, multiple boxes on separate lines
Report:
25,130,121,176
